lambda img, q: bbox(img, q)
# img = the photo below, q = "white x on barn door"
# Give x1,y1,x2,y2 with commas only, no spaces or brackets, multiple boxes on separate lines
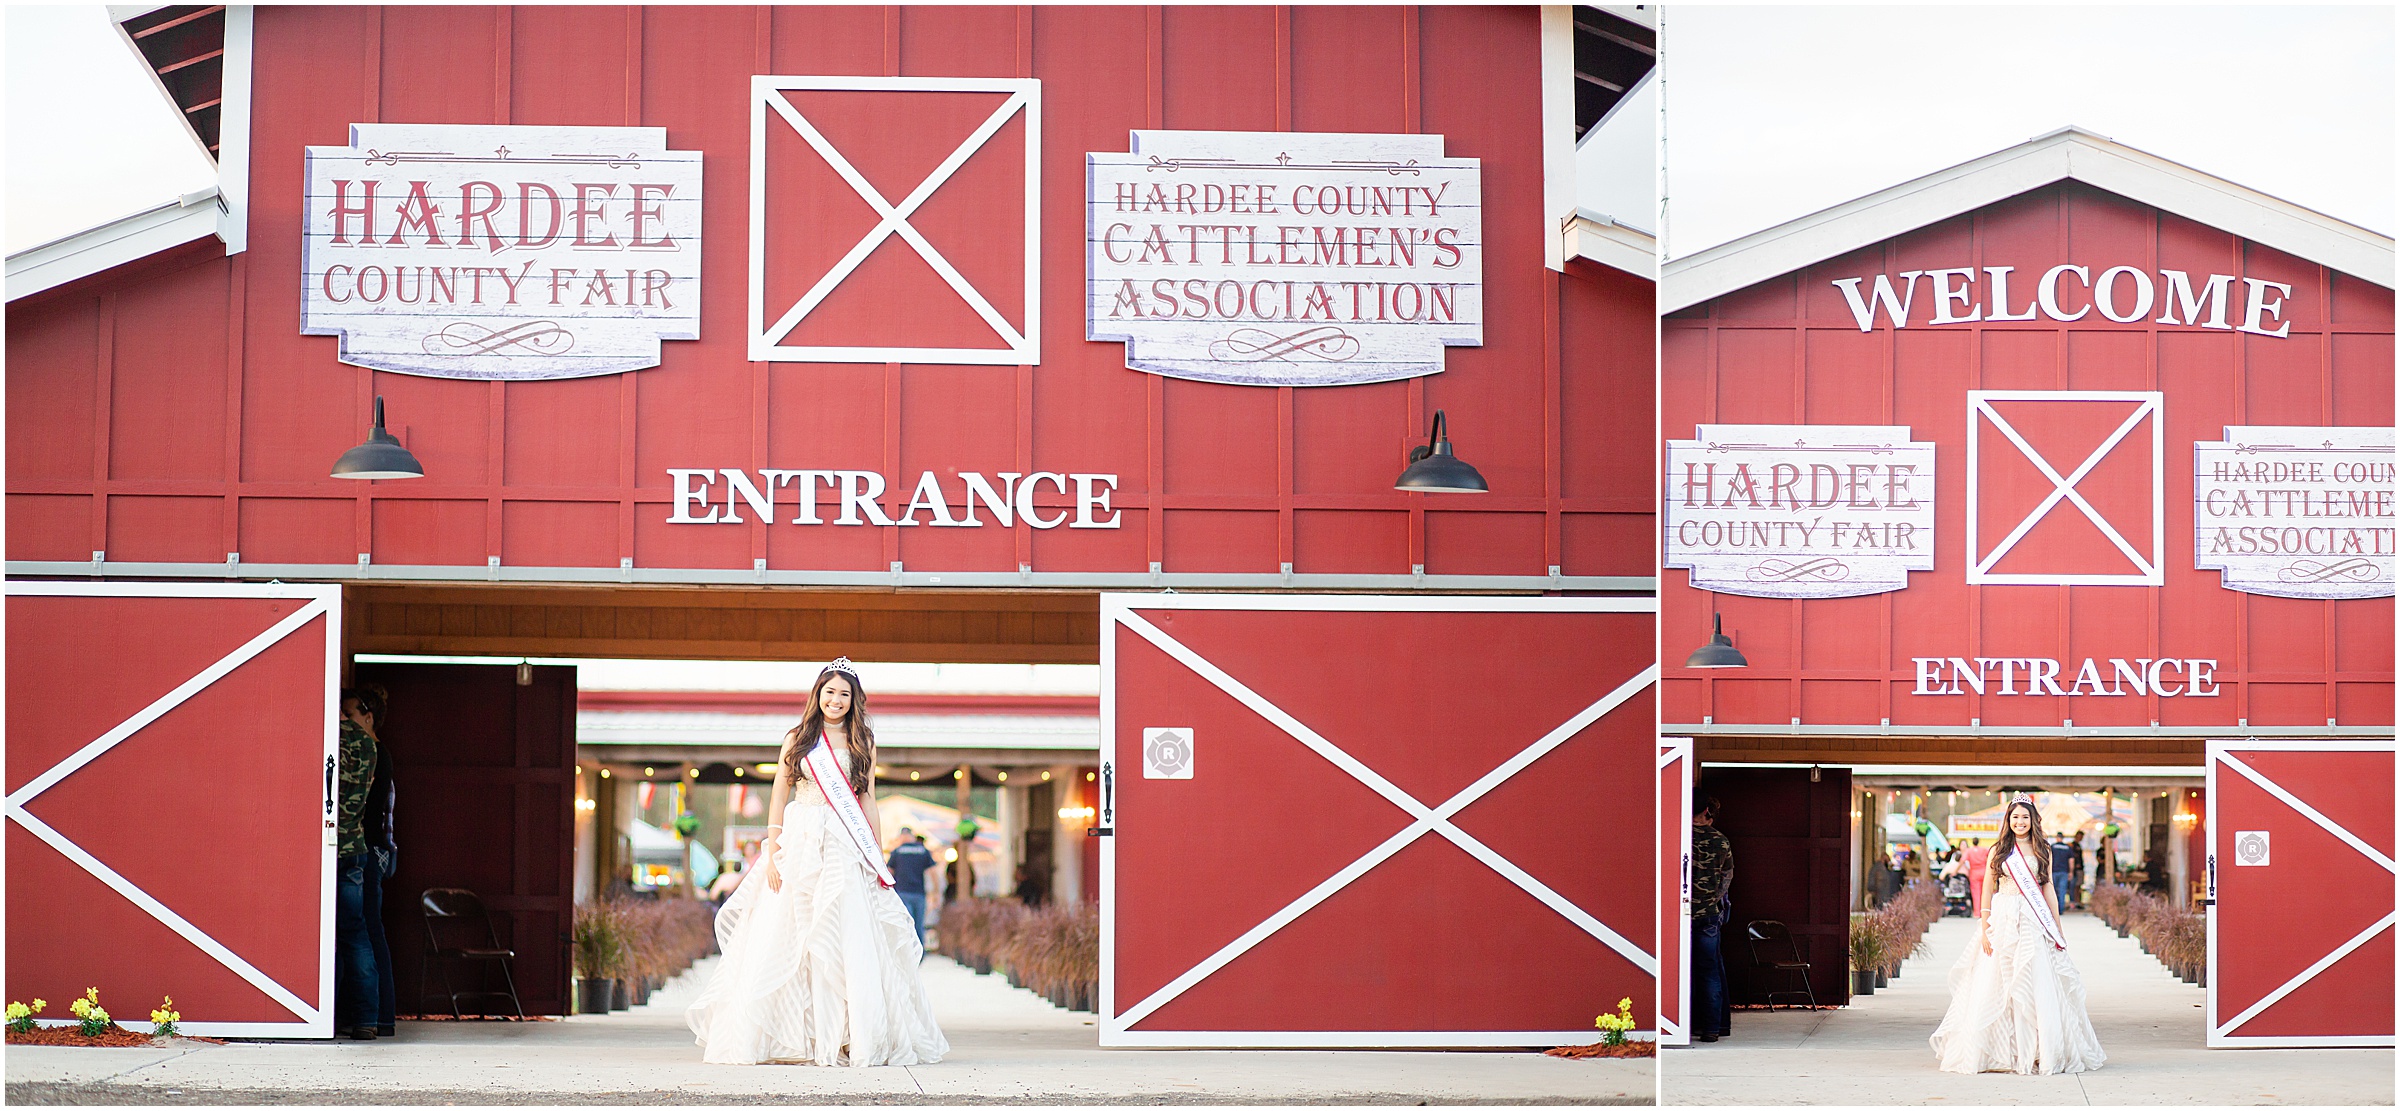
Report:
748,75,1041,364
2205,739,2396,1048
5,582,340,1038
1100,594,1659,1047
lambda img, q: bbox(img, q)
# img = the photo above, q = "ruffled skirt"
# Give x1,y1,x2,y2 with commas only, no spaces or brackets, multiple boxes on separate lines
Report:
1929,891,2106,1075
685,802,948,1066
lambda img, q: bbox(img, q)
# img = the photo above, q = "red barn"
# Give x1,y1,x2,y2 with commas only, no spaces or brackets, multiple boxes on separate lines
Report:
1659,128,2393,1046
7,5,1658,1044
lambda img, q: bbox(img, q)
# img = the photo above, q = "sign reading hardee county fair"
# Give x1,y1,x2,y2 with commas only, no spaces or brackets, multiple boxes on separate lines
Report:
1086,130,1481,387
1666,425,1936,598
2195,426,2395,599
303,124,702,379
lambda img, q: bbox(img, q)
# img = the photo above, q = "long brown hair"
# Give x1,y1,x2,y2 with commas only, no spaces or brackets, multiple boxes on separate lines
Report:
1992,799,2050,886
782,667,875,797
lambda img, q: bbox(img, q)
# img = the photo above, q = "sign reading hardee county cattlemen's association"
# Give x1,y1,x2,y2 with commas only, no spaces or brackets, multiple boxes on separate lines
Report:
303,124,702,379
1086,131,1481,387
2195,426,2395,599
1665,425,1937,598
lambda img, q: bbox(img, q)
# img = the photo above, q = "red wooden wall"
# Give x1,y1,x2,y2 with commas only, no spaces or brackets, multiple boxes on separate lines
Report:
1662,182,2394,731
6,6,1651,585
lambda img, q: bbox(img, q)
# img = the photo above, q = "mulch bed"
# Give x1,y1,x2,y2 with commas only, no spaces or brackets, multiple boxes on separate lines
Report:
6,1024,224,1048
1544,1041,1654,1059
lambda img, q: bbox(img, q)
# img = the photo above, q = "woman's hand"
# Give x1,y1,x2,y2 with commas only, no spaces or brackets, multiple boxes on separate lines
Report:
1980,928,1993,956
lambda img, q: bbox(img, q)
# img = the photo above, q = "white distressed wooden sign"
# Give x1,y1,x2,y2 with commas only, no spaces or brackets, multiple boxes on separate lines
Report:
2195,426,2394,599
302,124,702,380
1086,130,1481,387
1665,424,1937,598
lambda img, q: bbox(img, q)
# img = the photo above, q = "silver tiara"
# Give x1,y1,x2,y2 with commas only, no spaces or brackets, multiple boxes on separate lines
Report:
821,657,861,680
2010,792,2034,807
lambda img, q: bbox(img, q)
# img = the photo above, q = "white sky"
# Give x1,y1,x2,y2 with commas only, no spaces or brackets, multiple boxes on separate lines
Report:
1663,4,2396,259
5,5,218,254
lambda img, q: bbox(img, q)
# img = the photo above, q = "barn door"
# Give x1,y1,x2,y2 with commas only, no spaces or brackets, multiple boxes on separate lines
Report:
352,662,578,1016
1658,736,1692,1045
2206,739,2395,1047
5,582,341,1037
1098,593,1658,1047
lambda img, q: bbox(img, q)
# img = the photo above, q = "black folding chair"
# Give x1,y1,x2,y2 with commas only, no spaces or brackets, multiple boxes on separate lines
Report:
1744,919,1818,1010
418,888,525,1019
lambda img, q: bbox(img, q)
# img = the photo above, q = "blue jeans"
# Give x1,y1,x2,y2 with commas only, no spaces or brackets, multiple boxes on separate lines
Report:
1692,910,1731,1037
336,853,380,1029
897,889,927,945
367,849,396,1026
2054,871,2074,910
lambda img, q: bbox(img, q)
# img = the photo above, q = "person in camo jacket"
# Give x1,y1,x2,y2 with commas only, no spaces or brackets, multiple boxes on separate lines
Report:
1690,795,1735,1043
335,687,383,1041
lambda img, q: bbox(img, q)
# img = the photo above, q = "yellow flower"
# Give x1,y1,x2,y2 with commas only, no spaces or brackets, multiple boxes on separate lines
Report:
31,1000,44,1011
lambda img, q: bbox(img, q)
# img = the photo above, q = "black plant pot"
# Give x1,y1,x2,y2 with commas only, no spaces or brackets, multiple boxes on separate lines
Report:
974,956,993,975
610,979,631,1011
1875,969,1889,988
632,980,651,1006
1852,970,1875,996
576,978,613,1015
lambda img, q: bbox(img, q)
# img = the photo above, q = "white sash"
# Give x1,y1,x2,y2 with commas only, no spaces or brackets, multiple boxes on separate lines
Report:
2003,849,2066,951
804,739,896,889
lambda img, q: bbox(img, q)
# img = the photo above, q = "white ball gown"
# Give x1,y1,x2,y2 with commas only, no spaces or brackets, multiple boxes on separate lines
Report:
1928,871,2106,1075
685,750,948,1066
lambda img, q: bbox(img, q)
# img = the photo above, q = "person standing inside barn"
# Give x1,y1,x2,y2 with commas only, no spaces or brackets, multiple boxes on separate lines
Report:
334,687,384,1041
887,828,936,946
359,685,399,1038
1690,795,1735,1043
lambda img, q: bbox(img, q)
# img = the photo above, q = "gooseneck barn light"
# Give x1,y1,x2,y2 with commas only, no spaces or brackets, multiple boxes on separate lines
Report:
1393,409,1488,493
330,396,424,480
1683,612,1749,669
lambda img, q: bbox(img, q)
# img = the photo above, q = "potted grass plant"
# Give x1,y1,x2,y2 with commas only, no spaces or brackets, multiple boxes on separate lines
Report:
1848,916,1884,997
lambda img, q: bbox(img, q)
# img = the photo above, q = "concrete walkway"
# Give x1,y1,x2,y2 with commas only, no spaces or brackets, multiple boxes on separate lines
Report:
1664,911,2393,1105
7,954,1647,1105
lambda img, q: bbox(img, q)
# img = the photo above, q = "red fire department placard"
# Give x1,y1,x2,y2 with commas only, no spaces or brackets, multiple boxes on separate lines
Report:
1098,593,1657,1047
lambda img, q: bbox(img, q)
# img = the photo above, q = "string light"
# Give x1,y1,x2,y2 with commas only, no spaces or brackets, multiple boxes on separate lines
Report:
734,766,745,777
1041,771,1052,782
1086,771,1096,782
910,771,921,781
997,771,1008,782
644,767,654,777
599,768,611,779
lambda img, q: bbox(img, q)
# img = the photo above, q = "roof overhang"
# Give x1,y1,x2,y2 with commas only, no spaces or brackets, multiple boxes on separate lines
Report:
1663,126,2395,313
7,5,250,302
1565,207,1656,280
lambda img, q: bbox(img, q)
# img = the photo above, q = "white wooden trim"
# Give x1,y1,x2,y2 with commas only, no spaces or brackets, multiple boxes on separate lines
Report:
1965,391,2163,586
3,581,341,1038
216,5,253,254
5,190,220,301
1659,736,1693,1046
1106,592,1657,615
8,559,1654,595
1540,6,1573,273
1098,593,1658,1044
1663,127,2395,310
1566,211,1658,281
748,76,1040,365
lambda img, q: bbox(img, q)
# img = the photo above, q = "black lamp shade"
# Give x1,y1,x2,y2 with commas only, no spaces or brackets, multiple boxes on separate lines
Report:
331,396,424,480
1683,612,1749,669
1394,409,1489,493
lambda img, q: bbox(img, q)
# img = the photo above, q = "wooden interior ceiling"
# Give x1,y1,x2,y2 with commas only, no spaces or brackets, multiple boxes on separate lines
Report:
118,5,226,158
344,585,1101,665
1697,734,2204,767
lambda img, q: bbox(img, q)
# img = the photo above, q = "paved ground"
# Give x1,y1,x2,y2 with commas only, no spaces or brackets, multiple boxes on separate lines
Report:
1664,911,2394,1105
7,954,1647,1105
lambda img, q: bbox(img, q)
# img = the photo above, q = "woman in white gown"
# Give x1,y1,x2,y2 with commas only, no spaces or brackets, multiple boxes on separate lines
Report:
1929,796,2105,1075
686,659,948,1066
